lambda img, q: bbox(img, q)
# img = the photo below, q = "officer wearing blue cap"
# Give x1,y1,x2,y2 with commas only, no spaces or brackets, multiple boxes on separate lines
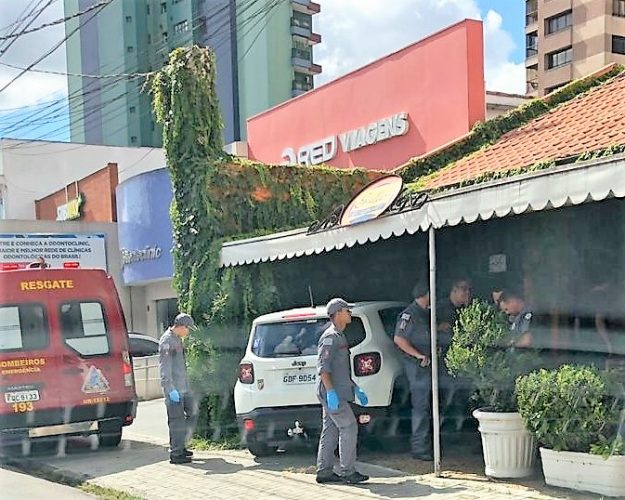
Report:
315,298,369,485
159,313,198,464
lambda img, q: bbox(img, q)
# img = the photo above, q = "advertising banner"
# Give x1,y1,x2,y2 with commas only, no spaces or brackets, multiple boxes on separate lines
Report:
0,233,107,271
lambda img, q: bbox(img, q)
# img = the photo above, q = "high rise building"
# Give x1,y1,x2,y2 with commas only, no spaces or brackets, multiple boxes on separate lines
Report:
64,0,321,147
525,0,625,96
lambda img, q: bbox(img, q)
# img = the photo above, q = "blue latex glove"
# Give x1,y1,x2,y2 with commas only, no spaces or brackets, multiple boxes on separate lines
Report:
168,389,180,403
326,389,339,411
355,387,369,406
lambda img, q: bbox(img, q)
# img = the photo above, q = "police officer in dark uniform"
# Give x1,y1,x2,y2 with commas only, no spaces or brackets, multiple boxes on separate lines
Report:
499,290,534,348
437,277,472,350
159,313,198,464
316,298,369,485
393,282,433,461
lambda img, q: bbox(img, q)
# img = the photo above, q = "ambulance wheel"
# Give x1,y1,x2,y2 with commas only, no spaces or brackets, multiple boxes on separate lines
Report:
99,422,123,447
247,442,275,457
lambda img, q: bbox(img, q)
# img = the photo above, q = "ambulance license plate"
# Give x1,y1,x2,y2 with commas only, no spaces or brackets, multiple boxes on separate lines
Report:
282,372,316,385
4,390,40,403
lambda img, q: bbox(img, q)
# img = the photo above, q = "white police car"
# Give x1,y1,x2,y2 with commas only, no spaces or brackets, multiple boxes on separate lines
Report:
234,301,408,456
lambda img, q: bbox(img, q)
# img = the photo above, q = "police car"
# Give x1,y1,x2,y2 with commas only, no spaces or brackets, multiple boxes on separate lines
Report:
234,301,408,456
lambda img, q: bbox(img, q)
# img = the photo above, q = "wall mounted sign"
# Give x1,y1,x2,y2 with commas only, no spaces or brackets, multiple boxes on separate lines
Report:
120,245,163,268
57,193,84,221
341,175,404,226
282,112,409,166
0,233,106,270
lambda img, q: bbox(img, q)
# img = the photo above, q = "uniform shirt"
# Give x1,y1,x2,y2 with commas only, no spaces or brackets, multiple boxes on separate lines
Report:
316,323,355,403
159,328,189,394
393,302,431,360
510,307,533,345
437,298,461,350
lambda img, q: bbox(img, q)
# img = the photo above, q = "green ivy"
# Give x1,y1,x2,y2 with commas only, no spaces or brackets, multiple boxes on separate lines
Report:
399,65,624,183
150,46,380,439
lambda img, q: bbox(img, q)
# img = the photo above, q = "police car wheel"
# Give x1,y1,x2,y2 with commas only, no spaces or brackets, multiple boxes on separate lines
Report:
247,442,275,457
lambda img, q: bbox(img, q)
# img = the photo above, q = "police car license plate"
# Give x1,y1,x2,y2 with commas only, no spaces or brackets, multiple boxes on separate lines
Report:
282,372,316,385
4,390,40,404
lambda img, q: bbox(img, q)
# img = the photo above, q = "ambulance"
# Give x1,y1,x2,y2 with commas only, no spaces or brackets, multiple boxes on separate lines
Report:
0,268,137,450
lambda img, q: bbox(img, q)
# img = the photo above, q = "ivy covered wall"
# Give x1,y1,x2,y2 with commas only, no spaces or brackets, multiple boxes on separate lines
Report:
149,46,624,439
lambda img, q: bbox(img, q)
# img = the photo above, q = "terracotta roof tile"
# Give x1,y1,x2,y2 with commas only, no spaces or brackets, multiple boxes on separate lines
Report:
425,72,625,190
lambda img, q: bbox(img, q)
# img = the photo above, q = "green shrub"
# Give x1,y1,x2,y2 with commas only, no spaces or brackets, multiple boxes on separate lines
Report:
445,299,535,411
516,364,623,453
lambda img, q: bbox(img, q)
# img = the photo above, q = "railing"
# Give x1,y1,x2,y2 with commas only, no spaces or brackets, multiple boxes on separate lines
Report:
614,0,625,17
292,47,312,61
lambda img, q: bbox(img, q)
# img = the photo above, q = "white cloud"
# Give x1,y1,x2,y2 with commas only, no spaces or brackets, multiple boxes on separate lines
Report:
314,0,525,94
0,1,68,110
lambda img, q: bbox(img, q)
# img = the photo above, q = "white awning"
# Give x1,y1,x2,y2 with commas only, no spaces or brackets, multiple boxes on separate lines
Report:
220,157,625,267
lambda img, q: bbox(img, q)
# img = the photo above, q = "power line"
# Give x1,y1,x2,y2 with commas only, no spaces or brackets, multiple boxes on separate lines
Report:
0,0,112,95
0,60,153,79
0,0,55,57
0,0,58,34
3,0,293,148
0,0,110,42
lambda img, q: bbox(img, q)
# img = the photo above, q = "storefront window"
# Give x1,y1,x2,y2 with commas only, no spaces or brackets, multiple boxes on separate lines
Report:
156,298,179,334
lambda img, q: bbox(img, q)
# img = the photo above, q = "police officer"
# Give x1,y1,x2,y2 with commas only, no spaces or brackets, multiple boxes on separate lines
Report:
393,281,433,461
437,277,472,348
316,298,369,485
159,313,198,464
499,290,533,348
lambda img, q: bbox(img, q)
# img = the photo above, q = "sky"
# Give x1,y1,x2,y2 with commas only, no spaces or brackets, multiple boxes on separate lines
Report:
0,0,526,143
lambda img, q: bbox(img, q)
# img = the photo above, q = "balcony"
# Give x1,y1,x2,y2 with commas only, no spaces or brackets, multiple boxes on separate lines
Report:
291,0,321,15
292,81,312,97
290,21,321,44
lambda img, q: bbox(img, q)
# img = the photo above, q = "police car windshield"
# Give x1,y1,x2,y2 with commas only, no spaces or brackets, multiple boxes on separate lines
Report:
252,319,330,358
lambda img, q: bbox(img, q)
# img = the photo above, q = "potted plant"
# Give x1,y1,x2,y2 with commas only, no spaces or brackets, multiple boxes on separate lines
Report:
516,364,625,497
445,299,537,478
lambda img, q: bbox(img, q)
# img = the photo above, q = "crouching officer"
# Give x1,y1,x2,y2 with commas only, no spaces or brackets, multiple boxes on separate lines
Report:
159,313,198,464
316,298,369,485
393,282,433,461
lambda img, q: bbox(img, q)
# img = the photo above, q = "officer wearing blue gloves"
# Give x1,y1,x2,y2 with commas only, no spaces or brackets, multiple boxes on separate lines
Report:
159,313,198,464
316,298,369,485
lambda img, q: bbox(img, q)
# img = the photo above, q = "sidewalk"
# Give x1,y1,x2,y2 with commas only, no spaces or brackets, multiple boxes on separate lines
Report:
11,399,597,500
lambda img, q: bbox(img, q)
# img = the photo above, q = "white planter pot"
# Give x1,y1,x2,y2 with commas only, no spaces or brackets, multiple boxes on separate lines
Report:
540,447,625,497
472,409,536,478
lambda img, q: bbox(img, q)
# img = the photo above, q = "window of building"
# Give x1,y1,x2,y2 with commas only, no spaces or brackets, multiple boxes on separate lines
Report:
546,11,572,34
131,136,138,143
526,64,538,93
60,302,109,356
613,35,625,55
147,33,152,44
292,11,312,30
129,106,136,113
526,0,538,25
614,0,625,17
160,2,167,13
146,3,150,15
127,46,134,53
526,31,538,57
125,15,132,23
546,46,572,69
293,72,313,91
174,20,189,34
162,31,168,42
0,304,48,352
